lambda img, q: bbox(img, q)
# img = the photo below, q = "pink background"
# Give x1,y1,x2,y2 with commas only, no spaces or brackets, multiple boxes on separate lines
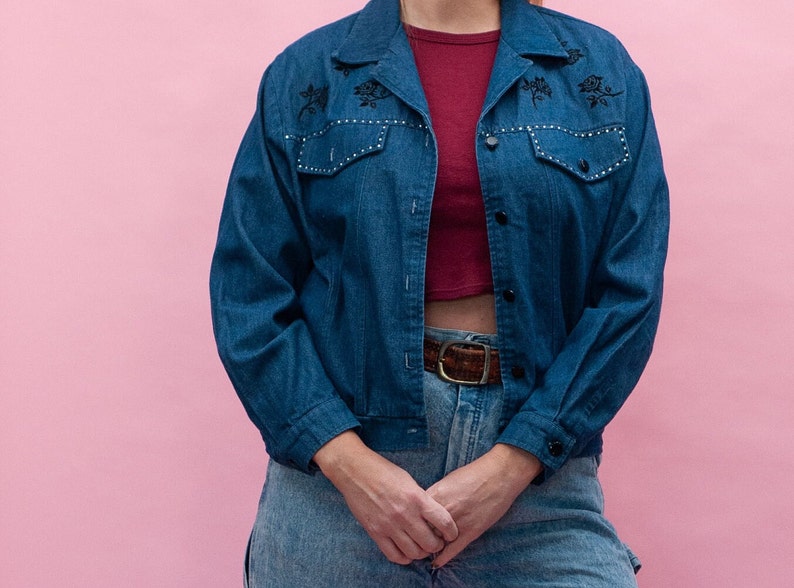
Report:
2,1,792,586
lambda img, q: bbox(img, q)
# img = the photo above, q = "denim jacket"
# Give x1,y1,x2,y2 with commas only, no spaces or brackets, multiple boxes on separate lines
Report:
210,0,669,479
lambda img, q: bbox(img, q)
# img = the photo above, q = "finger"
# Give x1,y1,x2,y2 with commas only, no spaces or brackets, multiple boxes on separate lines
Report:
431,538,467,569
422,499,459,542
405,520,445,554
374,537,413,566
391,530,432,562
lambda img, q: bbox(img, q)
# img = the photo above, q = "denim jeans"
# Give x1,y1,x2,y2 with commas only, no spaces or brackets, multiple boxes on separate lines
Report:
244,328,640,587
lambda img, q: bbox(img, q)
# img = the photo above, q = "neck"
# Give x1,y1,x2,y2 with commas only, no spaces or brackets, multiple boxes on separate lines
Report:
400,0,501,34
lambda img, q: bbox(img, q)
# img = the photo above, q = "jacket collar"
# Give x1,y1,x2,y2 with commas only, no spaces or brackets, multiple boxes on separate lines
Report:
500,0,569,59
333,0,569,65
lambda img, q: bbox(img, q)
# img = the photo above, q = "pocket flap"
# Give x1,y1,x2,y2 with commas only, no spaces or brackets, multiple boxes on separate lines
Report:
530,125,630,181
297,123,389,176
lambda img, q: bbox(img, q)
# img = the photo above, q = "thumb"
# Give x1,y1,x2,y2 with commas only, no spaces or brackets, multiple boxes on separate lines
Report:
422,496,458,542
431,539,466,569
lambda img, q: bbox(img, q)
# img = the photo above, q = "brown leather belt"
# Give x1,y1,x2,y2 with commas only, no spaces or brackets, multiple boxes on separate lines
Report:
423,338,502,385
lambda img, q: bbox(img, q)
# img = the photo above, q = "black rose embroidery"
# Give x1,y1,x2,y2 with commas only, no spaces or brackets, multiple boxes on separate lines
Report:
578,75,624,108
560,41,584,65
521,76,553,108
578,76,601,93
298,84,329,119
354,80,393,108
566,49,584,65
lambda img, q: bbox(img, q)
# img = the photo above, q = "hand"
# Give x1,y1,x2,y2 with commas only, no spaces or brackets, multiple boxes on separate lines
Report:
314,431,459,565
427,444,543,568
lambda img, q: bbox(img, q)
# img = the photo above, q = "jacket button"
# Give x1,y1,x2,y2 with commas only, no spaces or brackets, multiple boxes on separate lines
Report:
485,136,499,150
548,441,564,457
578,159,590,173
502,289,516,302
511,365,525,379
495,211,508,225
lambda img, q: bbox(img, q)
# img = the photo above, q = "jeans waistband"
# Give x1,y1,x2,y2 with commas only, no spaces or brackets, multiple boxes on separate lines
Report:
423,325,499,349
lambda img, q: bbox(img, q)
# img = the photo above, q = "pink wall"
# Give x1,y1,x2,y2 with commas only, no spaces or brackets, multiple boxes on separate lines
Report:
2,1,792,586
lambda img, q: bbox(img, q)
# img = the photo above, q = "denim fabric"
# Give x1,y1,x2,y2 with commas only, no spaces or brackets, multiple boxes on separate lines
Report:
210,0,669,478
244,339,640,587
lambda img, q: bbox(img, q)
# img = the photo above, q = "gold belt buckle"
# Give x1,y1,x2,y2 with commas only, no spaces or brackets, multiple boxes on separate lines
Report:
436,340,491,386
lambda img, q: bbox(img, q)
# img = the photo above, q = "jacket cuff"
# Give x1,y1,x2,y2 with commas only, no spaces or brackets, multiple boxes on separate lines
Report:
497,410,577,482
272,397,362,474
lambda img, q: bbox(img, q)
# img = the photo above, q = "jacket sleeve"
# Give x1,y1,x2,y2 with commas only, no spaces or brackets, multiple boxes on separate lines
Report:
210,64,361,473
497,63,670,480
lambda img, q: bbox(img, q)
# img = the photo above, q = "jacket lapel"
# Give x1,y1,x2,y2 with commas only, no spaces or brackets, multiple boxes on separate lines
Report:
333,0,430,120
482,0,569,115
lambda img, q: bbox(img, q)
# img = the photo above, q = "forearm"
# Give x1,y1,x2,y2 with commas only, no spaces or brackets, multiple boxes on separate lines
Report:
313,430,374,482
489,443,544,493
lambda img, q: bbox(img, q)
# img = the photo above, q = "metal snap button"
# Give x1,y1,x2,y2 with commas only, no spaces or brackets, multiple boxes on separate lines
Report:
485,135,499,150
578,159,590,173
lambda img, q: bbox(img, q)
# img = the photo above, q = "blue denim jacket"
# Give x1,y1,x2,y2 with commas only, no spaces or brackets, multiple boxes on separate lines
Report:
210,0,669,479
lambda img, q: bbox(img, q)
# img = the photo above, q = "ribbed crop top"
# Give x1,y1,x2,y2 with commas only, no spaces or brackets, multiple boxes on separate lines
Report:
405,25,500,301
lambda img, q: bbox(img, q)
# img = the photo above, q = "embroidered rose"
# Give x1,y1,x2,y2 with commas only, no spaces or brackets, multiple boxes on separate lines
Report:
578,75,624,108
355,81,378,94
579,75,603,94
560,41,584,65
565,48,584,65
298,84,329,119
354,80,393,108
521,76,553,108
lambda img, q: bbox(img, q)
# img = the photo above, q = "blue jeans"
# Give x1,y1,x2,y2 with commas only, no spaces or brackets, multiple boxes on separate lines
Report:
245,328,640,587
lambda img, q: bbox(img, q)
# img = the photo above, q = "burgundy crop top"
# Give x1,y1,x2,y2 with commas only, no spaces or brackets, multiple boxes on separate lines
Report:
405,25,500,301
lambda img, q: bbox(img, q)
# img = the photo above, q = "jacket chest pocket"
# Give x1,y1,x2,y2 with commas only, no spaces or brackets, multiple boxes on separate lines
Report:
529,124,630,182
527,124,631,263
294,122,394,246
297,122,389,176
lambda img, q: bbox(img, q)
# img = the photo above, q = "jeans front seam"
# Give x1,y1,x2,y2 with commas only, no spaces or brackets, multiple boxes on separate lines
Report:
463,384,486,466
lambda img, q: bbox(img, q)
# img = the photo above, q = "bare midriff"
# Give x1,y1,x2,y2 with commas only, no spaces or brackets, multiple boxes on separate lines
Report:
425,293,497,334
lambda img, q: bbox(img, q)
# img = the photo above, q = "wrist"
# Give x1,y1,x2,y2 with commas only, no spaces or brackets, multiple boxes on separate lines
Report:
313,430,372,481
490,443,543,486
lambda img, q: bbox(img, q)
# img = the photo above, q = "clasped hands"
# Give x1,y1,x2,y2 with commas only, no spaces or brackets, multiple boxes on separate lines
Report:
314,431,542,568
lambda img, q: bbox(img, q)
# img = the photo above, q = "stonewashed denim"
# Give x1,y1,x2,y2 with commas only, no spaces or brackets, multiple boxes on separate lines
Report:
244,327,640,587
210,0,669,479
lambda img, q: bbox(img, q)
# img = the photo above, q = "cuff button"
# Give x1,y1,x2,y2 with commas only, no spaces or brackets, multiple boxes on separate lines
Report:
548,441,564,457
